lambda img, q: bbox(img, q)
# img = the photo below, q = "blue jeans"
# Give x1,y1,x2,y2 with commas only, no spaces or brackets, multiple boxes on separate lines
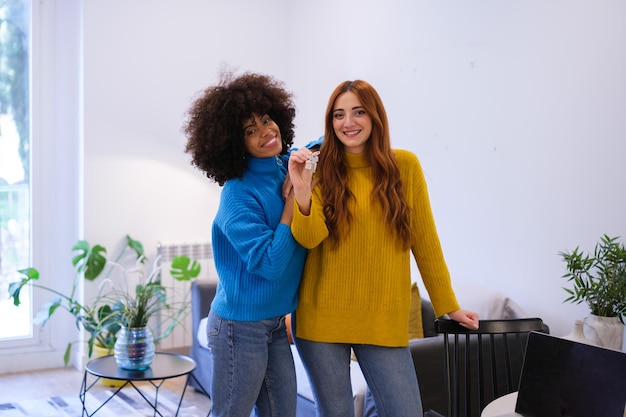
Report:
294,334,423,417
206,310,297,417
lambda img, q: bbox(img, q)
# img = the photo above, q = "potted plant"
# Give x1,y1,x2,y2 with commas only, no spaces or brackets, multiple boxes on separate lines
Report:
106,250,201,370
8,235,201,367
559,234,626,350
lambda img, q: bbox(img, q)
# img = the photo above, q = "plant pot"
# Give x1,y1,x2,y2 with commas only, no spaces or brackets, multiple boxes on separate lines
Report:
93,345,125,387
563,320,596,346
114,326,156,370
583,315,624,351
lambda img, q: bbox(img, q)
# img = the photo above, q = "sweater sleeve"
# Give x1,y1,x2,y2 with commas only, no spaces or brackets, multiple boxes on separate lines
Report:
216,184,300,279
399,150,460,317
291,184,329,249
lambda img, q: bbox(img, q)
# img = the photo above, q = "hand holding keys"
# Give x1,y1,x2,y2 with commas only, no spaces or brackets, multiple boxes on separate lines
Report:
305,152,319,173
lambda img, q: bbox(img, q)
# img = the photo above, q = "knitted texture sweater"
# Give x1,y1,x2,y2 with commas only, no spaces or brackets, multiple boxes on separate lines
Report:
211,156,307,321
291,150,460,346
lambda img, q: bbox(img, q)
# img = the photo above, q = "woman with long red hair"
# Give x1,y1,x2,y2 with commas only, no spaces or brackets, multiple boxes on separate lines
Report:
288,80,479,417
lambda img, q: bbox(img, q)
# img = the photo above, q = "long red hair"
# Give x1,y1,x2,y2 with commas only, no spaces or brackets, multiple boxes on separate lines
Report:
318,80,413,250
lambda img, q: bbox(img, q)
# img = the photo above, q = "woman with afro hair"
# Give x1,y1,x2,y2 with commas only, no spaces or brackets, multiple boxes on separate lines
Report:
184,71,308,417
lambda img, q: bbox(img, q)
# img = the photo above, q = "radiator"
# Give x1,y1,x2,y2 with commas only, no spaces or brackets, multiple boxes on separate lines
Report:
155,241,217,350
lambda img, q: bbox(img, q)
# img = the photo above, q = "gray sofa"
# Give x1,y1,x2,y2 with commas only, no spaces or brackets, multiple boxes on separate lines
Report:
189,280,217,397
189,280,546,417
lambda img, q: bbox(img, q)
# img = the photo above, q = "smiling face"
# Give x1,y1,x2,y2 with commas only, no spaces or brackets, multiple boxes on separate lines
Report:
242,113,283,158
331,91,372,154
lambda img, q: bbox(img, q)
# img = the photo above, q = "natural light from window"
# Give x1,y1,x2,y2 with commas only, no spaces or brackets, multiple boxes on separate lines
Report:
0,0,32,342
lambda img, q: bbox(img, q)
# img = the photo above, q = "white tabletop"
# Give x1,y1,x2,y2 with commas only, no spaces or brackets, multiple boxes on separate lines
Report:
481,392,523,417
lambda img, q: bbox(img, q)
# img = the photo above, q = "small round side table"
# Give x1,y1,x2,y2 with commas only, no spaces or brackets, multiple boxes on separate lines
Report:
80,352,210,417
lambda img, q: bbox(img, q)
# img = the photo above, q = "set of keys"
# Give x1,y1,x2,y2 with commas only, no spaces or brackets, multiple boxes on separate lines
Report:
305,152,319,173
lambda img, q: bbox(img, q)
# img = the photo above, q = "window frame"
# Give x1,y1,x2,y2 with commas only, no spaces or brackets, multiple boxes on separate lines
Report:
0,0,82,373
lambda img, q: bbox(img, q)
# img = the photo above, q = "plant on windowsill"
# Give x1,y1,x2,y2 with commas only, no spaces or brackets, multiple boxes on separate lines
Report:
559,234,626,350
8,235,201,367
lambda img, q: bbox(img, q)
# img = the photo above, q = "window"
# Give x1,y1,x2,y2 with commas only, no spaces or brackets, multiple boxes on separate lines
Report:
0,0,81,372
0,0,32,343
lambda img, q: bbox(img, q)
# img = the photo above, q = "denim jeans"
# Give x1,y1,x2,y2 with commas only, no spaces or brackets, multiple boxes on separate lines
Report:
206,310,297,417
294,335,423,417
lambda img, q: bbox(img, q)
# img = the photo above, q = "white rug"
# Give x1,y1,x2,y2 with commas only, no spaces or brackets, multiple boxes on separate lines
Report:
0,387,209,417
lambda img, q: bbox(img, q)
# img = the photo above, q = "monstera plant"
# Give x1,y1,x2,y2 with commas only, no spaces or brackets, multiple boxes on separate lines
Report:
9,235,201,366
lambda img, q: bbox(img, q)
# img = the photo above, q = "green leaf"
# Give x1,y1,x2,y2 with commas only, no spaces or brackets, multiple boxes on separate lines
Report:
18,267,39,280
97,304,122,334
71,240,90,267
63,343,72,367
85,245,107,281
87,338,94,359
170,256,201,282
9,268,39,306
559,235,626,320
126,235,146,264
33,298,61,326
72,241,108,281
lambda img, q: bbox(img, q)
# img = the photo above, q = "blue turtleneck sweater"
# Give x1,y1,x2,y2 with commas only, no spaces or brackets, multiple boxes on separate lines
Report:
211,156,307,321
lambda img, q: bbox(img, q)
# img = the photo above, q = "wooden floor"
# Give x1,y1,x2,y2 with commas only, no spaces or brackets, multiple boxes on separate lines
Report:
0,349,212,411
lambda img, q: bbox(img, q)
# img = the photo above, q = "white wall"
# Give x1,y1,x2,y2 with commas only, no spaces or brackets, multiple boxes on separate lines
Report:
12,0,624,372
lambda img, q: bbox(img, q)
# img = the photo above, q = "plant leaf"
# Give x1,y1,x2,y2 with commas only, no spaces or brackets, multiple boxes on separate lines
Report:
71,240,90,268
85,245,107,281
9,268,40,306
170,256,201,282
559,235,626,320
72,241,108,281
33,298,62,326
63,343,72,367
126,235,146,264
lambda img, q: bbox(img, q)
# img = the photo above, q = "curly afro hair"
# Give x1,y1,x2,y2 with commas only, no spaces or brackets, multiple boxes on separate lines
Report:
183,71,296,186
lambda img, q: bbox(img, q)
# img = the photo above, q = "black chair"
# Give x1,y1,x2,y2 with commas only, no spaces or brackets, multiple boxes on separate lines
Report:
426,318,546,417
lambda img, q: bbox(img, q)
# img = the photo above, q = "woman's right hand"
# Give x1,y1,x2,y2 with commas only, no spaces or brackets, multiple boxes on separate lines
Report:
288,148,317,187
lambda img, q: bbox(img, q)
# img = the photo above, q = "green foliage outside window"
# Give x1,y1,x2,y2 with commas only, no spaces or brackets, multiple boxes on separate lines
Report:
0,0,30,184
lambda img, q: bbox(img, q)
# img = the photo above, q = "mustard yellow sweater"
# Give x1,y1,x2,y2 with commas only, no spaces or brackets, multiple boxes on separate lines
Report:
291,150,460,347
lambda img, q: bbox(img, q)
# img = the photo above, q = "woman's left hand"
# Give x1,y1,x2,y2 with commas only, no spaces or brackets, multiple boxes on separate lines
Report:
448,309,479,330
